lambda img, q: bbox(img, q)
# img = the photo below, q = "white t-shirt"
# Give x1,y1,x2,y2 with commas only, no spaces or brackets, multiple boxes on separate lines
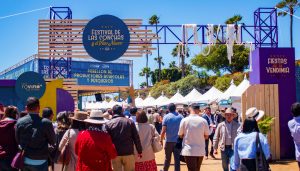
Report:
178,114,210,156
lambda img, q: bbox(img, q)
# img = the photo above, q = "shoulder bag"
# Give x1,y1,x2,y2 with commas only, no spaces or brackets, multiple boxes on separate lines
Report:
151,126,163,153
255,132,271,171
57,129,71,168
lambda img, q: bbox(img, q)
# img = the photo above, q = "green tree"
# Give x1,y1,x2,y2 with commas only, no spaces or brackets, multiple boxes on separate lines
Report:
149,15,162,81
151,68,182,85
172,44,190,78
276,0,300,47
169,61,177,68
214,76,231,91
139,67,151,87
225,15,243,25
139,82,147,89
191,44,249,74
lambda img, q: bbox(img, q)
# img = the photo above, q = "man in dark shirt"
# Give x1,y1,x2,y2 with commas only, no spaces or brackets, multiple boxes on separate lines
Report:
16,97,56,171
105,105,142,171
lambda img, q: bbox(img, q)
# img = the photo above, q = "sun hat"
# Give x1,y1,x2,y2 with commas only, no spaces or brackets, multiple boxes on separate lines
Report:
245,107,265,121
84,110,108,124
69,111,88,121
222,108,238,118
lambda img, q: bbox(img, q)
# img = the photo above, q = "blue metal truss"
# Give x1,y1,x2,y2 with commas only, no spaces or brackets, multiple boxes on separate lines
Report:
47,7,278,78
49,7,72,78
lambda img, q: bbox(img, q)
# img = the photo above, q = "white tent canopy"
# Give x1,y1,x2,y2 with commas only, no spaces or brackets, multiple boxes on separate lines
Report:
135,93,144,108
231,76,250,98
199,86,223,103
181,88,202,104
152,92,169,107
218,79,237,101
167,90,184,104
141,93,156,107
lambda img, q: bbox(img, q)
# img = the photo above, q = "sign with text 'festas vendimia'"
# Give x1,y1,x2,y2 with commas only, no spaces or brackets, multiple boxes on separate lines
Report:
83,15,130,62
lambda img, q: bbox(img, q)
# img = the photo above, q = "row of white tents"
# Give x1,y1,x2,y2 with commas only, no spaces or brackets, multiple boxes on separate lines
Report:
136,76,250,108
83,76,250,110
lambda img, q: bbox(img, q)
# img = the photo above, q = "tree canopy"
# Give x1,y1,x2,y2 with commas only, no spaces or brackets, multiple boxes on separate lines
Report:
191,44,249,74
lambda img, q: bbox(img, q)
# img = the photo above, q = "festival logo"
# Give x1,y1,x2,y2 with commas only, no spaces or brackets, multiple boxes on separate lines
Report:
15,71,46,100
266,55,290,77
82,15,130,62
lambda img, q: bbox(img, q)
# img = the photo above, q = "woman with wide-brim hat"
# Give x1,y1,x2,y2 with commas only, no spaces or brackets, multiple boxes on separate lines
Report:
232,107,271,171
75,110,117,171
58,111,88,171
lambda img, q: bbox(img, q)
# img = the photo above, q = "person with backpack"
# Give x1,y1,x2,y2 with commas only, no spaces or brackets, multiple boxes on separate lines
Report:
15,97,56,171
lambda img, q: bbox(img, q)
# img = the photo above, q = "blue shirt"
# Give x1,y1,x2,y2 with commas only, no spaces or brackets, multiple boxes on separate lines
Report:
233,132,270,170
288,116,300,161
162,112,183,142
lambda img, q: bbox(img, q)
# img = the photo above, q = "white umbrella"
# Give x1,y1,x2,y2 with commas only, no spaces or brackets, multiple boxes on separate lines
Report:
218,79,237,101
181,88,202,104
152,92,170,107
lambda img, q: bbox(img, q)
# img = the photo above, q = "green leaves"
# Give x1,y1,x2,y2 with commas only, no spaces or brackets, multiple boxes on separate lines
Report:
191,45,249,74
258,116,275,135
149,15,160,25
225,15,243,24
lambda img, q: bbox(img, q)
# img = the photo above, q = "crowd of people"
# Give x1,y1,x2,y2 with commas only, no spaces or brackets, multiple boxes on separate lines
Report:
0,97,299,171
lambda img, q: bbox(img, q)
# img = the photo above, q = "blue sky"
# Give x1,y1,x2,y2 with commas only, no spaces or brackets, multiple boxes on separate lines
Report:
0,0,299,88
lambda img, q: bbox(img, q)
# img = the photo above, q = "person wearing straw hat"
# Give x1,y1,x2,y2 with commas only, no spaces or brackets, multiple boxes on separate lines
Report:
232,107,270,171
213,107,240,171
59,111,88,171
75,110,117,171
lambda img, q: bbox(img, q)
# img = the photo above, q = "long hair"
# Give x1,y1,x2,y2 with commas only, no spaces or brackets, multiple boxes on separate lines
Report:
242,118,260,133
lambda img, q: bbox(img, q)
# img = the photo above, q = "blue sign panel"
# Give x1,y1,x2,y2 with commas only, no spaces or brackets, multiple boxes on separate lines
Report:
38,59,130,86
15,71,46,100
82,15,130,62
0,60,35,79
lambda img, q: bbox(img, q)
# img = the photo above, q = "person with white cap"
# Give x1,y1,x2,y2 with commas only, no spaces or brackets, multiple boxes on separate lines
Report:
232,107,270,171
75,110,117,171
288,102,300,170
213,107,240,171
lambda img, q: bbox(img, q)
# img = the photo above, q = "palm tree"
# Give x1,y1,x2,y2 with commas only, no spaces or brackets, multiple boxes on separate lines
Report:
142,45,150,68
172,44,189,78
225,15,243,40
149,15,161,80
276,0,300,47
139,67,151,87
225,15,243,25
154,56,164,81
169,61,177,68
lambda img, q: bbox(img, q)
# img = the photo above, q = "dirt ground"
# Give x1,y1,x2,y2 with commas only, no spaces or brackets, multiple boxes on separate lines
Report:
155,149,298,171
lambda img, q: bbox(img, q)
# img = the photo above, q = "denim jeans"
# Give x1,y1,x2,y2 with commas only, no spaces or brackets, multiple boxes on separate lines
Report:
163,142,181,171
221,146,235,171
22,161,48,171
205,133,214,157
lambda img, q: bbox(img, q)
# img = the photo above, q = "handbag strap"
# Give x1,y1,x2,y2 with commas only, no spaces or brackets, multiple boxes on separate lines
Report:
61,129,71,171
